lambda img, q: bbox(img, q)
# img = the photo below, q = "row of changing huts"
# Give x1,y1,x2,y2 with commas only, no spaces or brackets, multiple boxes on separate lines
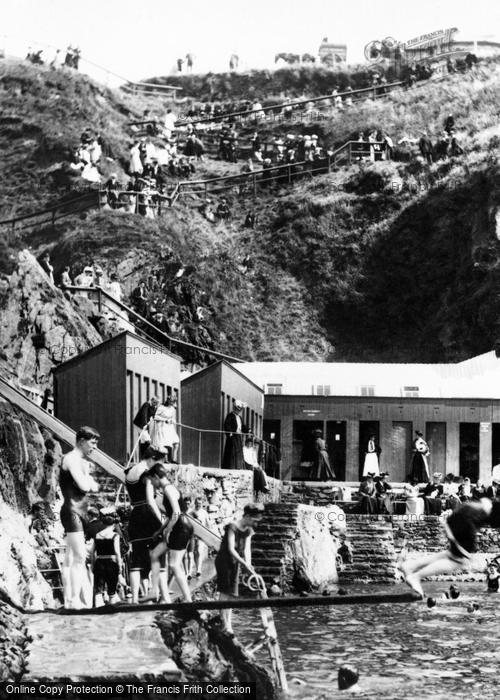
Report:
53,331,500,483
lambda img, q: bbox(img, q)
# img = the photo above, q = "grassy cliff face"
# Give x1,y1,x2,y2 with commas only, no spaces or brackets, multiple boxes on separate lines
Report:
0,61,138,219
3,59,500,363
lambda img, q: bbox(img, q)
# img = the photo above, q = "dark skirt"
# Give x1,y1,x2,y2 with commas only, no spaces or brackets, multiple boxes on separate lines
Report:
215,553,240,596
222,434,244,469
410,453,429,482
315,450,335,480
128,505,162,542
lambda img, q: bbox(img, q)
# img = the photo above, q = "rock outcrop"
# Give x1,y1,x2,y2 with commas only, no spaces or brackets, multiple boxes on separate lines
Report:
0,250,103,392
252,502,344,591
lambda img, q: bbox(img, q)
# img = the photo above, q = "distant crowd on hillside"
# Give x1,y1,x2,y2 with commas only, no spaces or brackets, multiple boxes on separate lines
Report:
25,46,81,69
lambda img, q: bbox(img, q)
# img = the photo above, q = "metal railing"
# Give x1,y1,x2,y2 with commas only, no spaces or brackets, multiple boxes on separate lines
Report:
173,140,388,199
67,285,245,364
173,80,407,129
0,189,100,235
0,140,388,233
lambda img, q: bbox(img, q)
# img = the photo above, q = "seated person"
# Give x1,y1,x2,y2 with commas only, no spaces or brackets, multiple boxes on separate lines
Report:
404,477,424,516
472,480,486,500
243,437,269,495
442,473,461,510
375,472,393,514
216,198,231,220
358,474,378,514
459,477,472,502
423,472,444,515
486,479,500,500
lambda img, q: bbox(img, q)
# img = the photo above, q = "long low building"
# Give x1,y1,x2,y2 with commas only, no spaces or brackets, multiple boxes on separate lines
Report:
236,351,500,483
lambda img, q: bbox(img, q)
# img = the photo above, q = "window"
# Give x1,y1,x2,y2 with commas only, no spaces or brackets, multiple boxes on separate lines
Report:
267,384,283,395
360,385,375,397
316,385,331,396
403,386,419,397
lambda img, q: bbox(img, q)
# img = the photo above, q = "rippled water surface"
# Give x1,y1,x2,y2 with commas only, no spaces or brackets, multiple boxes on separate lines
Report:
235,583,500,699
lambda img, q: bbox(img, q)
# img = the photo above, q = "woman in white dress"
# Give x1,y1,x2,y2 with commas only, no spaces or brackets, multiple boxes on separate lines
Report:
362,434,380,477
405,478,424,516
148,396,179,463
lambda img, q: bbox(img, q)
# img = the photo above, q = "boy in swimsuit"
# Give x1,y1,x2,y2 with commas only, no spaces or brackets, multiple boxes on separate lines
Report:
400,498,500,597
60,426,100,609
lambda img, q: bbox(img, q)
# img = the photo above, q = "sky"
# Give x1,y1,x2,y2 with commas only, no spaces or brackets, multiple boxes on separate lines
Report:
2,0,499,84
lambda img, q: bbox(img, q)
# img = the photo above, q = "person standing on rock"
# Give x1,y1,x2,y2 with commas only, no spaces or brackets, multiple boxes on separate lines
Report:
215,503,264,635
60,426,100,609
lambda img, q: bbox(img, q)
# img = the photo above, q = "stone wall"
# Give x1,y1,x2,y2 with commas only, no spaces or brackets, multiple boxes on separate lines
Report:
160,465,282,537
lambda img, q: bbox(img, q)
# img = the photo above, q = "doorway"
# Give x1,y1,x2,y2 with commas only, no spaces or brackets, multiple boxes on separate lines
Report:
459,423,479,481
326,421,346,480
426,422,447,476
359,421,380,478
391,421,413,482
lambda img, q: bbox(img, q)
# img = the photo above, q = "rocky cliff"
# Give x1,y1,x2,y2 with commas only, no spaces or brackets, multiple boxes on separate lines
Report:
0,249,103,391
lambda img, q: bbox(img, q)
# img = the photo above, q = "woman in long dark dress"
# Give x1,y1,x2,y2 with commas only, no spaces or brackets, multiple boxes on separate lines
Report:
410,430,430,482
222,400,247,469
215,503,264,634
312,429,335,481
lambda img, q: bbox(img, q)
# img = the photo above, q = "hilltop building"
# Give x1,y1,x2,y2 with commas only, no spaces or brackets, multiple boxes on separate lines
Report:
318,38,347,68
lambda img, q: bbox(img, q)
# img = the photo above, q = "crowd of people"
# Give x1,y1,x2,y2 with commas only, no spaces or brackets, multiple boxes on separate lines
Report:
129,245,216,363
25,45,81,69
417,113,464,163
58,423,266,633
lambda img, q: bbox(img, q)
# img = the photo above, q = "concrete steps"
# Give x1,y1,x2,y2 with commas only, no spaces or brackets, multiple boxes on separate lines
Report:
340,516,397,583
252,503,300,590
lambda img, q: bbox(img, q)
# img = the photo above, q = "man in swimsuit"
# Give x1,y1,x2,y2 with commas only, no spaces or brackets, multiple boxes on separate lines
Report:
400,498,500,597
60,426,100,609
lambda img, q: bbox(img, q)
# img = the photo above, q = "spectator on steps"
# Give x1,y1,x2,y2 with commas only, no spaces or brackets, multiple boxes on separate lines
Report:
243,437,270,495
164,109,177,138
444,114,455,135
359,474,378,513
216,198,231,220
129,142,143,176
39,252,54,284
73,266,94,298
106,273,122,302
59,266,73,290
419,132,434,164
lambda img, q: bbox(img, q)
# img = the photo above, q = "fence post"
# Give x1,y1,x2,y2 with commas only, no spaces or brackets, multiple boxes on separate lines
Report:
348,143,352,165
97,288,102,312
253,173,257,199
288,165,292,184
327,155,331,173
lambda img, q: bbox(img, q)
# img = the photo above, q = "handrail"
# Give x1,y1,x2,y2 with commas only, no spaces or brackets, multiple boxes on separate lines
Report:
0,189,99,229
0,376,125,481
68,285,246,364
174,81,406,128
1,139,382,230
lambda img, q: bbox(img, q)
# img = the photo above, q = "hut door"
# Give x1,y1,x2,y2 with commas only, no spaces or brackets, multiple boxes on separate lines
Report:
459,423,479,481
426,422,446,475
326,421,346,480
391,421,413,481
